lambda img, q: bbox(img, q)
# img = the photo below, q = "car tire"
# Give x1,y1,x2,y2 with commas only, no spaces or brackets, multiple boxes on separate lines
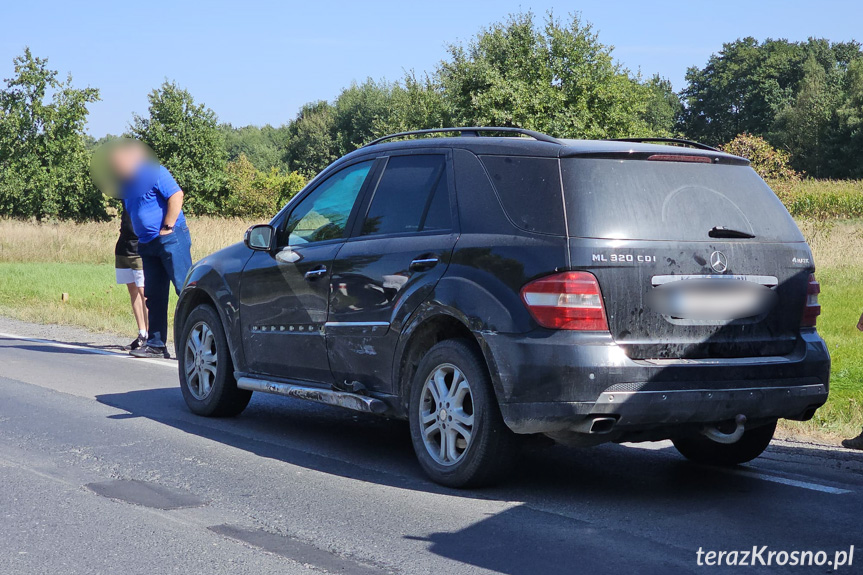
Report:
179,304,252,417
408,338,516,488
672,421,777,466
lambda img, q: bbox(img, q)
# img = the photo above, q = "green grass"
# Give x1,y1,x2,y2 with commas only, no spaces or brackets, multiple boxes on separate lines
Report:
784,265,863,438
0,262,177,339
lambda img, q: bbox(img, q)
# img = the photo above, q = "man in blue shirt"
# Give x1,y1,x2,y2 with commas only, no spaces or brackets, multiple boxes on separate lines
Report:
112,141,192,359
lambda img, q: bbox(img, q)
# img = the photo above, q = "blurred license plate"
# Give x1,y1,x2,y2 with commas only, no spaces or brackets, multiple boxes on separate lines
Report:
647,278,776,320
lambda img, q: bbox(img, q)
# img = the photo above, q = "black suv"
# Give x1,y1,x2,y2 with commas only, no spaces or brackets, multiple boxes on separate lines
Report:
175,127,829,487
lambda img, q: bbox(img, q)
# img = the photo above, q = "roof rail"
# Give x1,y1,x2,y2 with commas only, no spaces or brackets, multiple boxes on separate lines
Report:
364,127,562,147
607,137,719,152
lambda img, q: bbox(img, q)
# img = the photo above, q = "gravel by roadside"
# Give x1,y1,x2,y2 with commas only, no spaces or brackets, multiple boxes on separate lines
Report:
0,315,175,358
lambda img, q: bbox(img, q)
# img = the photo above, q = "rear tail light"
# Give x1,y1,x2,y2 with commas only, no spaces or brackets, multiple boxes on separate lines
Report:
520,271,609,331
801,273,821,327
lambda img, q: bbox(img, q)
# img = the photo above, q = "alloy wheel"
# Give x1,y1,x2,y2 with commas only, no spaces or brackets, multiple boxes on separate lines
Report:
184,321,218,400
419,363,475,466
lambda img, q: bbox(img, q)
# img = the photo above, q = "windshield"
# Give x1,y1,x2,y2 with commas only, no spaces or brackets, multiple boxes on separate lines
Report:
561,158,804,242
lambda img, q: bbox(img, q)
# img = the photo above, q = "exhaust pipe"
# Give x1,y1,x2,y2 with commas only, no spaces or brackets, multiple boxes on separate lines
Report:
701,414,747,444
572,416,618,435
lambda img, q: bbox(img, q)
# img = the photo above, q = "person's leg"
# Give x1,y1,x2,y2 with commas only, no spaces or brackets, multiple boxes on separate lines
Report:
139,248,170,350
126,282,147,335
138,285,149,333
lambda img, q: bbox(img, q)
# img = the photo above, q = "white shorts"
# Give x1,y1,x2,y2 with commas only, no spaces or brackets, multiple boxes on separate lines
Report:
116,268,145,288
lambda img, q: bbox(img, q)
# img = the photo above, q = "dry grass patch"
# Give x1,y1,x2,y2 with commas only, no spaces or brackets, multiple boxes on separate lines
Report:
0,217,260,264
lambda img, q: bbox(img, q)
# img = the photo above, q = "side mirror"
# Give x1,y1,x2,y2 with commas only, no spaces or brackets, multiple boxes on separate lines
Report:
244,224,275,251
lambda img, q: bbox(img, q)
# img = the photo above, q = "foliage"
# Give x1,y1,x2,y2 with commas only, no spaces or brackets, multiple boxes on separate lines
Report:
129,81,227,215
721,133,800,181
679,38,863,178
642,75,682,136
829,58,863,179
437,12,655,139
284,100,338,176
0,49,104,221
222,154,306,218
222,123,290,172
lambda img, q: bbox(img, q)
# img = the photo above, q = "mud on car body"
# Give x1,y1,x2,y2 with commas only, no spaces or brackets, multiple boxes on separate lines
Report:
174,127,829,487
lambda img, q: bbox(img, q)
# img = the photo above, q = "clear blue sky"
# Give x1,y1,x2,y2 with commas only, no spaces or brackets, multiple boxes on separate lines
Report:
2,0,861,137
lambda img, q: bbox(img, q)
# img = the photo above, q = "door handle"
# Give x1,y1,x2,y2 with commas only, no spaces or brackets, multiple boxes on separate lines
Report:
410,256,439,272
304,266,328,281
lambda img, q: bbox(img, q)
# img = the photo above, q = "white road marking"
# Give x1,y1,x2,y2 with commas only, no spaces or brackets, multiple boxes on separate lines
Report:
621,440,853,494
724,468,852,495
0,332,176,369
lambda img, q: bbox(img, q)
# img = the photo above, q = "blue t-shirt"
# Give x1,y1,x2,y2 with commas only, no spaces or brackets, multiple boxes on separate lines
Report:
122,164,186,244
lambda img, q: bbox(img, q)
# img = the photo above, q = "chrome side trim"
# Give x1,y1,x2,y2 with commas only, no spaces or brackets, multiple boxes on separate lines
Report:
237,377,388,414
323,321,390,328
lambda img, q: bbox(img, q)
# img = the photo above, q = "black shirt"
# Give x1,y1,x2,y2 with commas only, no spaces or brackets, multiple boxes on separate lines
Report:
115,208,140,257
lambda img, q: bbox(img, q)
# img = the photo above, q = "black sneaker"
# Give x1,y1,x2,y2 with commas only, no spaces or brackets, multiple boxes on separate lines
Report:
842,432,863,451
124,335,147,351
129,345,170,359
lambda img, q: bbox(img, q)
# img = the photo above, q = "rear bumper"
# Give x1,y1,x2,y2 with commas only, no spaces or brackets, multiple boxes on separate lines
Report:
482,329,830,434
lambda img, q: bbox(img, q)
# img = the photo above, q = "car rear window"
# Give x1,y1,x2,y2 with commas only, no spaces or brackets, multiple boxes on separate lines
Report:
561,158,804,242
480,156,565,236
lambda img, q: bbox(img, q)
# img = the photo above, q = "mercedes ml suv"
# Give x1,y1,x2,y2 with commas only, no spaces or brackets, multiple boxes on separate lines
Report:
175,127,830,487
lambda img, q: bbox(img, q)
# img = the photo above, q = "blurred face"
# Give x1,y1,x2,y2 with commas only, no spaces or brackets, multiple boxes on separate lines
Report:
109,141,148,180
90,139,156,199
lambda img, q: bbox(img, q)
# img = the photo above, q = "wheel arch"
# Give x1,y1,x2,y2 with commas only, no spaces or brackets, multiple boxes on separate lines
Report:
175,286,244,372
393,306,505,416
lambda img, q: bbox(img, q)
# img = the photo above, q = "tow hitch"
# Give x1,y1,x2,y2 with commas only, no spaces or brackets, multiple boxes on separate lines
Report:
701,414,747,444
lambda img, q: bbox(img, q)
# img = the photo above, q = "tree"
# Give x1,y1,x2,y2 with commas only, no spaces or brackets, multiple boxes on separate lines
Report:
383,72,451,135
222,123,290,172
284,100,338,176
129,81,227,215
437,12,655,139
0,49,103,221
642,75,682,136
828,58,863,178
772,55,836,177
679,38,808,146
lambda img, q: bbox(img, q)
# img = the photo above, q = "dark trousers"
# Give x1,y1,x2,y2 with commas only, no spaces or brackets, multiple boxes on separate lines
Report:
138,225,192,348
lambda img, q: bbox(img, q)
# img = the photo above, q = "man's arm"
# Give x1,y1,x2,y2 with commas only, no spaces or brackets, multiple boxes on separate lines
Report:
160,190,184,235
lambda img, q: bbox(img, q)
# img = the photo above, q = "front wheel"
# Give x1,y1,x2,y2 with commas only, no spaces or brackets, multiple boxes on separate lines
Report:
408,339,516,488
179,304,252,417
672,421,777,466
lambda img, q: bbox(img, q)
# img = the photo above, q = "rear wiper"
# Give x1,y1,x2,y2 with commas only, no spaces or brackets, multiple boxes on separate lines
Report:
708,226,755,239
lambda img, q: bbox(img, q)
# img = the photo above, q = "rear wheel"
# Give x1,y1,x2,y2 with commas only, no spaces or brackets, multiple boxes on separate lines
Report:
672,421,777,465
179,304,251,417
408,339,516,488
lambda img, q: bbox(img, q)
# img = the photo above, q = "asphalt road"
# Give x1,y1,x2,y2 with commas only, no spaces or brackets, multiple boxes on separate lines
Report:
1,318,862,575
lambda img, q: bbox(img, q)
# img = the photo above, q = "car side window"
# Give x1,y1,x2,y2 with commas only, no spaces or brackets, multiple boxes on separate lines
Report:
281,161,373,246
360,155,451,237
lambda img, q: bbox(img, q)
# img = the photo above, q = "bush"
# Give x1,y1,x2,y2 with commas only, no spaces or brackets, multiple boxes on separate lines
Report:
721,133,801,181
223,154,306,218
